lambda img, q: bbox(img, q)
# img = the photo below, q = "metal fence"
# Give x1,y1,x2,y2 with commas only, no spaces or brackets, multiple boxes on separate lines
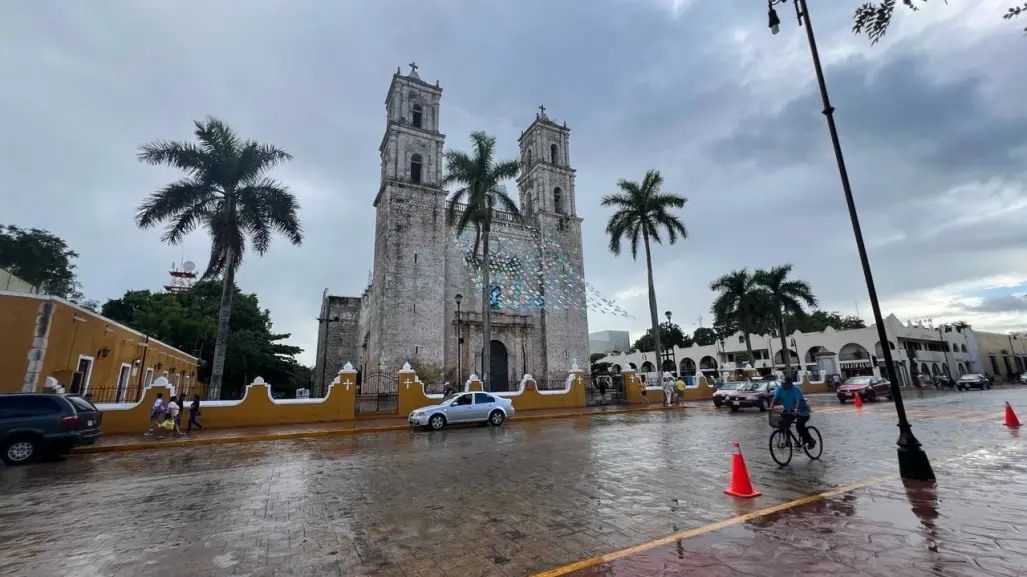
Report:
84,383,143,404
421,381,449,395
536,379,571,391
356,370,399,413
586,375,628,406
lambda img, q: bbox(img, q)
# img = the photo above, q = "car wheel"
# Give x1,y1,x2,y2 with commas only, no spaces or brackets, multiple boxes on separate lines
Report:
488,410,506,426
759,399,768,412
714,401,722,408
730,405,739,413
428,414,446,431
838,397,846,404
866,391,876,403
2,436,40,466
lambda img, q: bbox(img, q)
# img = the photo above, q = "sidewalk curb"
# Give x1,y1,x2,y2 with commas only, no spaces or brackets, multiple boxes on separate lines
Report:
75,403,713,455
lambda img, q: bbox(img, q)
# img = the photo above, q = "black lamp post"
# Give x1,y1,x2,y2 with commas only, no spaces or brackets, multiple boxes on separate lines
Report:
455,293,463,386
766,0,934,481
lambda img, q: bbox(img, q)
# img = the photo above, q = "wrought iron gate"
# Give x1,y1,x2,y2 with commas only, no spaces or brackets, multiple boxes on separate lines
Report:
356,370,398,414
586,375,628,406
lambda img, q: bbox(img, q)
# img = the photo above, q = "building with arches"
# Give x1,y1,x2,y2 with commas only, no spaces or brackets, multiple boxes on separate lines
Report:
314,65,589,394
595,313,1012,387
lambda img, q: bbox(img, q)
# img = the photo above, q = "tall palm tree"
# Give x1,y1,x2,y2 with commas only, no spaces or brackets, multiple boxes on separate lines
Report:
754,265,818,378
135,116,303,397
602,170,687,379
710,269,770,368
443,131,520,391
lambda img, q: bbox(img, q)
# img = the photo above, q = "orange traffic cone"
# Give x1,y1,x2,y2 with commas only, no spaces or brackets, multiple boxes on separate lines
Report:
1004,402,1021,428
724,442,761,498
853,392,864,409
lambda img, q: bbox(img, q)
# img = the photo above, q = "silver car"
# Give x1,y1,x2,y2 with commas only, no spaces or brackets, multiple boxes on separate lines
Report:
408,392,515,430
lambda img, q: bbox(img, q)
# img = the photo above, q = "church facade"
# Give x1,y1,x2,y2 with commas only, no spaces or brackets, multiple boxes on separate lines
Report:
314,66,589,394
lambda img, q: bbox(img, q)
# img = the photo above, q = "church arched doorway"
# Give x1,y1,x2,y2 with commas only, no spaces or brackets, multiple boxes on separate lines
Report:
489,340,510,392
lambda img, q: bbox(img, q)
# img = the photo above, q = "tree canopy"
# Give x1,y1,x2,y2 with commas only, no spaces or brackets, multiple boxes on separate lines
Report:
853,1,1027,44
692,326,719,347
631,321,693,352
101,280,309,398
784,309,867,333
0,224,85,301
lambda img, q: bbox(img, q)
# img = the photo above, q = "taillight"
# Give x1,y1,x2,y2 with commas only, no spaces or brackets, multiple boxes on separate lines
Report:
60,415,80,427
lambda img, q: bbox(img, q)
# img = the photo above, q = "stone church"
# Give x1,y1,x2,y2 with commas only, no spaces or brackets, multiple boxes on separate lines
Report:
314,65,589,394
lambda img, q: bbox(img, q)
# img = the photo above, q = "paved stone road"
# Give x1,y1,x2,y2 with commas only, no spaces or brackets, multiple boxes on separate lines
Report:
1,388,1024,577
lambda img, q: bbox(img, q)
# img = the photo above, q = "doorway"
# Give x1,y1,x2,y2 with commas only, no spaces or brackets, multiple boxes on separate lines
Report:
489,340,509,392
115,363,132,402
71,355,94,395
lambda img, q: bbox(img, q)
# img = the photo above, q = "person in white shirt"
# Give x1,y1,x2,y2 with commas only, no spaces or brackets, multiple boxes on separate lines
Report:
145,393,167,436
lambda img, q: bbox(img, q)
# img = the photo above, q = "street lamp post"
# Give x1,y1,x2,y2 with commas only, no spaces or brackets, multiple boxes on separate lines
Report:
766,0,934,480
455,293,463,387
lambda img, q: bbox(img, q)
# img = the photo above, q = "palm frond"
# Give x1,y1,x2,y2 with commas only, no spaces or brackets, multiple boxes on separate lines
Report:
135,179,213,229
136,141,206,175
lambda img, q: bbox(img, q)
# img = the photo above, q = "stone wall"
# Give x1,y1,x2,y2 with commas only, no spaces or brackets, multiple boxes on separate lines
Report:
313,295,362,396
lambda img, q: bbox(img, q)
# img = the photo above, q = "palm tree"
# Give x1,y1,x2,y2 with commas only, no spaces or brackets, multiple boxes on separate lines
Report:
135,117,303,397
443,131,520,391
710,269,770,368
754,265,818,378
602,170,688,379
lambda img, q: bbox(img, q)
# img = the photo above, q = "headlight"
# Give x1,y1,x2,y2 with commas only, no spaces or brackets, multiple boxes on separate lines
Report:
411,411,425,417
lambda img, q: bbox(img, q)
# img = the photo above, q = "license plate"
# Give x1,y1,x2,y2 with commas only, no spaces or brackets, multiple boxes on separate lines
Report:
87,420,95,426
846,392,854,397
733,401,740,406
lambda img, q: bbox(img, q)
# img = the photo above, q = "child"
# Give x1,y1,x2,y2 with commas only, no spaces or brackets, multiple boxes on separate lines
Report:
166,396,182,438
638,378,649,406
156,414,176,440
187,394,205,433
146,393,166,436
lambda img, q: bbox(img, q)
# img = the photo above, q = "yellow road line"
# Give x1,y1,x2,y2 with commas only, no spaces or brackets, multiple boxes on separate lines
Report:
528,474,897,577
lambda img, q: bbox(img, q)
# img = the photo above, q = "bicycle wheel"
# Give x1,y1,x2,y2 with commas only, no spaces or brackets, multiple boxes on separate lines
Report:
803,426,823,460
769,429,793,466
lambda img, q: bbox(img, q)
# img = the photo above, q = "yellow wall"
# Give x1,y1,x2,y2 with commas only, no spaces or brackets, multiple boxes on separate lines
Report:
98,374,357,435
975,331,1026,377
622,371,715,404
0,293,199,398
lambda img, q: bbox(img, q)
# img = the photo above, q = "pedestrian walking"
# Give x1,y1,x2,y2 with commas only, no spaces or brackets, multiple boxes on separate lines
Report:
662,376,674,407
638,377,649,405
674,377,686,406
166,396,183,438
187,394,205,433
597,377,608,404
145,393,166,436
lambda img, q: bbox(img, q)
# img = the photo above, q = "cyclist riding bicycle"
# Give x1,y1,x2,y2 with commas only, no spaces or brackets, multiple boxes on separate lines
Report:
769,377,816,450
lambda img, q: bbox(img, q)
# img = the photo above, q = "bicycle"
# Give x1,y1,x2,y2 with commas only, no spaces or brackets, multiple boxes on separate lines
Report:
768,408,823,466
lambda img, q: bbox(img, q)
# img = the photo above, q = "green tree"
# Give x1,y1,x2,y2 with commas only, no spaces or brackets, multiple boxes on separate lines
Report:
784,309,866,333
589,352,608,364
710,269,771,366
443,131,520,390
692,326,719,347
754,265,818,377
0,225,84,300
135,117,303,397
853,1,1026,44
101,280,306,399
602,170,688,381
631,321,692,352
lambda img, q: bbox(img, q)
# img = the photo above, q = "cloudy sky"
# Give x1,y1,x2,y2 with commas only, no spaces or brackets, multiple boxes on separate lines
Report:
2,0,1025,365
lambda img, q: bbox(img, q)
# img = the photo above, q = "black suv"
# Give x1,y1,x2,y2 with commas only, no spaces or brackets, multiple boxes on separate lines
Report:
0,394,102,465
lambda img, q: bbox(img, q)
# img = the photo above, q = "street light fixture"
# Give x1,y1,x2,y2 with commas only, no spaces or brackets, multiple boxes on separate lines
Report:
765,0,934,481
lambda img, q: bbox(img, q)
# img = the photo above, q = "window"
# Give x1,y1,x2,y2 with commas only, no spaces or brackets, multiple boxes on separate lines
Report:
410,154,423,184
144,368,154,386
184,376,191,395
452,394,472,406
526,149,532,165
66,396,97,412
474,393,494,404
174,374,181,387
550,143,558,164
553,187,563,214
412,103,423,128
0,396,61,418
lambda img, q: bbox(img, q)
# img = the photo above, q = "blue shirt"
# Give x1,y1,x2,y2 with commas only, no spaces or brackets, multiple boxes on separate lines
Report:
773,385,809,416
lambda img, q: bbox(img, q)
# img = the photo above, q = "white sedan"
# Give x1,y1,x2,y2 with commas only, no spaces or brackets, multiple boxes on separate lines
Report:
408,391,515,430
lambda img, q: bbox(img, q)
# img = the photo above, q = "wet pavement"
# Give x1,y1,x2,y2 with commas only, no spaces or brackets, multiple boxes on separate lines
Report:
1,388,1024,577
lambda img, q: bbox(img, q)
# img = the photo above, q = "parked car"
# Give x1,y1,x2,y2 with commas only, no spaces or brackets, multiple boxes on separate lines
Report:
836,376,892,403
956,374,990,391
712,382,744,407
933,374,955,389
725,380,781,412
408,391,514,430
1,393,102,465
1020,372,1027,385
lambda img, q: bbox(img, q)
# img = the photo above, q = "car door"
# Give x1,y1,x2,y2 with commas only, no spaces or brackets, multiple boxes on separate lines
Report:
446,394,474,423
473,393,496,421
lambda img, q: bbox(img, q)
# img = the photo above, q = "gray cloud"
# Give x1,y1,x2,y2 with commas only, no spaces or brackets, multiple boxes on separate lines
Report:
2,0,1026,365
958,296,1027,314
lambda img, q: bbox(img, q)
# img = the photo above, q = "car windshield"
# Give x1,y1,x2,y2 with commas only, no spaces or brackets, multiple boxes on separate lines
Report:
958,375,979,381
65,396,96,412
718,382,742,391
738,382,762,392
440,394,461,404
845,377,873,385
